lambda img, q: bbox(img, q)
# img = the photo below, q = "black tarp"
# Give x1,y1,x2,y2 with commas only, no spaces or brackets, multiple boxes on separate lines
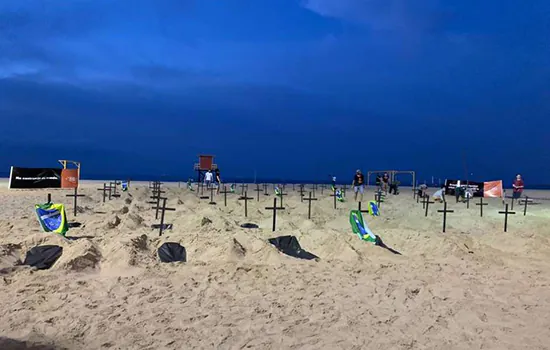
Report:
23,245,63,270
158,242,186,263
240,223,259,229
268,235,318,260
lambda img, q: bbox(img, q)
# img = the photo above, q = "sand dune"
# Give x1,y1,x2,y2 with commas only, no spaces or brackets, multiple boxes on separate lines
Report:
1,181,550,349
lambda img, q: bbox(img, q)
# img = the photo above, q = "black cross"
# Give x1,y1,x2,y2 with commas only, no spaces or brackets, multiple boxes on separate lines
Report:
265,198,285,232
437,202,454,233
219,185,231,207
277,187,288,207
417,192,420,203
292,184,295,191
66,187,85,217
341,185,347,197
151,197,175,236
263,183,270,196
149,181,162,193
148,192,165,220
320,184,326,195
297,185,305,202
47,193,52,203
303,192,318,219
239,183,248,196
109,181,121,198
254,184,262,202
197,182,205,196
97,183,111,202
239,191,253,217
311,184,317,198
412,186,417,199
498,204,516,232
208,186,216,205
374,191,383,208
421,195,434,217
476,197,488,217
357,201,370,215
510,197,515,210
330,188,338,210
522,196,532,216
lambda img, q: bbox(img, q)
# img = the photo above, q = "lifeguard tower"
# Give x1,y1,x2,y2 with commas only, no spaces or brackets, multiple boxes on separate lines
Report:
194,155,217,183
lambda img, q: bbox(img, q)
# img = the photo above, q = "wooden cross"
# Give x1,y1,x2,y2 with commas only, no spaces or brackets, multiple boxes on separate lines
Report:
109,181,121,198
292,184,296,191
197,182,205,196
97,183,111,202
297,185,305,202
239,191,253,217
412,186,417,199
498,204,516,232
151,197,175,236
341,185,347,197
357,201,370,215
277,187,288,207
311,184,317,198
476,197,488,217
47,193,52,203
208,186,216,205
374,191,383,208
510,197,515,210
437,202,454,233
148,192,165,220
254,184,262,202
320,184,326,195
219,185,231,207
263,183,270,196
265,198,285,231
239,183,248,196
421,195,434,217
330,188,338,209
303,192,317,219
66,187,85,217
522,196,532,216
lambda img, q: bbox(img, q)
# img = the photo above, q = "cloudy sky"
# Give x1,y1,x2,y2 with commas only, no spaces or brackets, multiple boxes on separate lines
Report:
1,0,549,183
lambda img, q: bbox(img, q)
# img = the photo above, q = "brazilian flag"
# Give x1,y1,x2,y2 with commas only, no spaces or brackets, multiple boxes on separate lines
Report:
35,203,68,236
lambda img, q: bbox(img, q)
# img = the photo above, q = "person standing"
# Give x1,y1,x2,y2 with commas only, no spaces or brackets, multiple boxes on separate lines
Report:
215,168,222,194
512,174,524,200
204,169,213,189
382,173,390,192
352,169,365,202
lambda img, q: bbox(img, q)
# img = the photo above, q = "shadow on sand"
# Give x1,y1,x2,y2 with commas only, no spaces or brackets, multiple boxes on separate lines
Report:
0,337,65,350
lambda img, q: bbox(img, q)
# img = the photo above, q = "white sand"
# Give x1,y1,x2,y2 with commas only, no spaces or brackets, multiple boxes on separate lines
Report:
1,181,550,349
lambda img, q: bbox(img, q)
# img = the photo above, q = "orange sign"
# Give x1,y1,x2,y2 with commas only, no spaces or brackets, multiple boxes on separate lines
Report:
484,180,503,198
61,169,79,188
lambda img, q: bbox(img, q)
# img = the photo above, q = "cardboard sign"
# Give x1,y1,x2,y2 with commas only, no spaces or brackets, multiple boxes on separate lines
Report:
61,169,79,188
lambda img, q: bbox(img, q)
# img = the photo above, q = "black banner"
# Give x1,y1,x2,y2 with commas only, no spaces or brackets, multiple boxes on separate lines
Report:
444,179,484,197
9,167,62,189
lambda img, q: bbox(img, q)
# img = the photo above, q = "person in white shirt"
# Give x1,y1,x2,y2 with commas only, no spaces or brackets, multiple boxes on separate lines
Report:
432,187,446,202
204,170,214,188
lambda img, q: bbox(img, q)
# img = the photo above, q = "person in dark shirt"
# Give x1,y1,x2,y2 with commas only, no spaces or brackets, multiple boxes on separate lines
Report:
382,173,390,192
512,174,524,200
215,169,222,194
352,169,365,202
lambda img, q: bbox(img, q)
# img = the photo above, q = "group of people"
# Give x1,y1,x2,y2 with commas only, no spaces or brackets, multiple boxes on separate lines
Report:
204,169,222,193
420,174,525,203
200,169,526,202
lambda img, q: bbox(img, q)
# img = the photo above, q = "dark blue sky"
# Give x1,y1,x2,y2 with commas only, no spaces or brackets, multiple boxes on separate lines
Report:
1,0,549,184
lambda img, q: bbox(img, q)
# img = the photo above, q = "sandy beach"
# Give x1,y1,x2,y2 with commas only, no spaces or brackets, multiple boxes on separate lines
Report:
1,181,550,350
